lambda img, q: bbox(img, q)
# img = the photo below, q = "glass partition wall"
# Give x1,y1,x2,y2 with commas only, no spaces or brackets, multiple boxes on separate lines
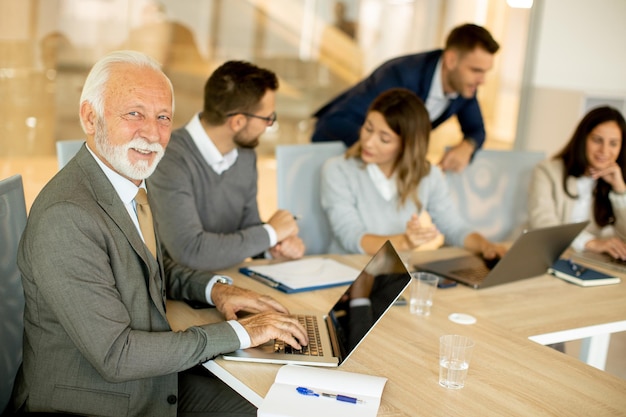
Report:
0,0,531,160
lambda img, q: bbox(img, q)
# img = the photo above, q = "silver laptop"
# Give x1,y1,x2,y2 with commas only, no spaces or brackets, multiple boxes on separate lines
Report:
570,250,626,274
222,240,412,366
414,221,589,289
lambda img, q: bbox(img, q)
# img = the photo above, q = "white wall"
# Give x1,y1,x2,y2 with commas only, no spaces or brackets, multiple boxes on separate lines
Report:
517,0,626,156
533,0,626,91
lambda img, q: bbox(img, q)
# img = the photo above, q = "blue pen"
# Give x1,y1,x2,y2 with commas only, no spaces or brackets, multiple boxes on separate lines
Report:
239,268,280,288
296,386,364,404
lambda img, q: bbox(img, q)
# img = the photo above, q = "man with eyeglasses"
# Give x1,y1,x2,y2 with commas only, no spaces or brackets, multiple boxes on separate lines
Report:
150,60,305,273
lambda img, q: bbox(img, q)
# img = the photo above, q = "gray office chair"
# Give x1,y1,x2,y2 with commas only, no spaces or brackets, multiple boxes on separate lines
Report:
276,141,346,255
56,139,85,170
444,149,545,242
0,175,27,414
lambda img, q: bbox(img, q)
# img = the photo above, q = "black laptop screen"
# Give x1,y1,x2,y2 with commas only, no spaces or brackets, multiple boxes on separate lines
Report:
327,241,411,359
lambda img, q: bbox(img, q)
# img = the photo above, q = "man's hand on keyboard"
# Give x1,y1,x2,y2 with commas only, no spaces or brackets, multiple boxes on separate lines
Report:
238,311,309,350
212,284,290,320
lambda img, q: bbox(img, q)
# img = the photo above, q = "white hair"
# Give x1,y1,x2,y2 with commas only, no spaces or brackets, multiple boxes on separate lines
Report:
79,50,175,132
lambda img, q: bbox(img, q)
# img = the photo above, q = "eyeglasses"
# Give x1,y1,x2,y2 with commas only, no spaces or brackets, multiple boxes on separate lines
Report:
226,111,277,126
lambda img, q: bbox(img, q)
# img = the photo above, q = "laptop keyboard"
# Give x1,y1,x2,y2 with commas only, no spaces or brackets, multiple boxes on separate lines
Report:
609,257,626,266
274,314,323,356
451,265,490,284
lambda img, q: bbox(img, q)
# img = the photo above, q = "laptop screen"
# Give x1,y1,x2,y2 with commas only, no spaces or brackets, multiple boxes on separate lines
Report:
327,241,411,361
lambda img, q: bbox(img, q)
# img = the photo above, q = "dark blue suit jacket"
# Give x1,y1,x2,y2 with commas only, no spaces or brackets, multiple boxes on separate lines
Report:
312,49,486,148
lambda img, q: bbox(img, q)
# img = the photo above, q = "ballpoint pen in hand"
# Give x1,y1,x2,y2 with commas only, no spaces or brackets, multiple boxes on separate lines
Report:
567,258,587,277
296,386,365,404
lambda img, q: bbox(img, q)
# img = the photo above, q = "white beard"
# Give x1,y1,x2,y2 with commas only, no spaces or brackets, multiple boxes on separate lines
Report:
94,119,165,180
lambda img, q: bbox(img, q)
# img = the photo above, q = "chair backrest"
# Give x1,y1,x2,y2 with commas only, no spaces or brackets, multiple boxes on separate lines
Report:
444,149,545,242
276,141,346,255
0,175,27,413
56,139,85,169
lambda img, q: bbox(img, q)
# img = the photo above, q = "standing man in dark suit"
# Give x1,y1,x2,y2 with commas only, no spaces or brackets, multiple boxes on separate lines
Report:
311,23,500,172
12,50,307,416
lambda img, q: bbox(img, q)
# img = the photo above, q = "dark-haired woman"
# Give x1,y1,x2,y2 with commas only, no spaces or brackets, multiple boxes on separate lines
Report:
528,106,626,260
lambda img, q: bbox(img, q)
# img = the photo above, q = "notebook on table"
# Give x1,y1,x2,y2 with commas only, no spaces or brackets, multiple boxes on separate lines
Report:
548,259,621,287
222,240,412,367
414,221,589,289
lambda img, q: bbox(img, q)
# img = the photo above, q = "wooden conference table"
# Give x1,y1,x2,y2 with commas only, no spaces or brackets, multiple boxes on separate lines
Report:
166,248,626,416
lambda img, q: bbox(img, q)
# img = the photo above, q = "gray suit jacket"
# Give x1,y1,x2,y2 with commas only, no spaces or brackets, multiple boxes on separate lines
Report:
13,146,240,416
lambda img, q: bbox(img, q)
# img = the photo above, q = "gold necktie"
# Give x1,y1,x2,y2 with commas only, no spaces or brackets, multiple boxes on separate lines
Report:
135,188,157,259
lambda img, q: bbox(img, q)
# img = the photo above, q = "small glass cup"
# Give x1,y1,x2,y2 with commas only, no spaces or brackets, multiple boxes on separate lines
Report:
439,335,475,389
409,272,439,316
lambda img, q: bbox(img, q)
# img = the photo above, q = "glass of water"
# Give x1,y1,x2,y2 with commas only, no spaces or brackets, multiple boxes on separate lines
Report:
439,335,475,389
410,272,439,316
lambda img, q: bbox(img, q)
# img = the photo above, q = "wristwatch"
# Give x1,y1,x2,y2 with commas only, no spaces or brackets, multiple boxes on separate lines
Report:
206,275,233,305
212,275,233,286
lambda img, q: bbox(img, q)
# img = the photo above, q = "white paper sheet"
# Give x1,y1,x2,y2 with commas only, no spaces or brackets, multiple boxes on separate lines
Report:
258,364,387,417
245,258,361,291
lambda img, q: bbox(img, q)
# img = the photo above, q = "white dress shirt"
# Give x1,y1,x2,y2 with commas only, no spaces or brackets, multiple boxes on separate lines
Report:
570,176,599,252
86,144,251,348
185,113,277,246
424,58,458,122
367,163,397,202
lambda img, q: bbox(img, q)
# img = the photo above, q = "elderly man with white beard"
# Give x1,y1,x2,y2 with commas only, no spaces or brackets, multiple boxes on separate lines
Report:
10,50,308,416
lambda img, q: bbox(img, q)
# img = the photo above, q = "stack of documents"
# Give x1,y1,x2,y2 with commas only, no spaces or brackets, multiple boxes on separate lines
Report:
258,364,387,417
239,257,361,293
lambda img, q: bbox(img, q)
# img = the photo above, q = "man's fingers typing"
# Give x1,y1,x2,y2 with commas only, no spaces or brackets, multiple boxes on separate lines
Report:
257,295,290,314
239,312,309,349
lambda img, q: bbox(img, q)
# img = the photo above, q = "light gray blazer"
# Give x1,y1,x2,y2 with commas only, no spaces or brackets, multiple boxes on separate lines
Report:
13,146,240,416
528,158,626,240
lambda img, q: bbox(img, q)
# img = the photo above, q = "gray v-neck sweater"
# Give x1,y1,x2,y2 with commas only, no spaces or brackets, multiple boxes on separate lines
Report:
149,127,269,271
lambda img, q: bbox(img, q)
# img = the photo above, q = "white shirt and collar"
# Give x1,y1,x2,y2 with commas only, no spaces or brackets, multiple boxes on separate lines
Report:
367,163,397,201
185,113,278,246
424,58,459,122
569,175,622,252
570,176,597,252
185,113,239,175
86,145,251,348
87,145,146,239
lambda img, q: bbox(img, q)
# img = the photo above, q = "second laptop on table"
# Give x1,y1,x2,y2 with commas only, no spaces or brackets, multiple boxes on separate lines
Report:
414,221,589,289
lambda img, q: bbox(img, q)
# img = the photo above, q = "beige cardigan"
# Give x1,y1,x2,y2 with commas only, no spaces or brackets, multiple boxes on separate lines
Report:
528,159,626,249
